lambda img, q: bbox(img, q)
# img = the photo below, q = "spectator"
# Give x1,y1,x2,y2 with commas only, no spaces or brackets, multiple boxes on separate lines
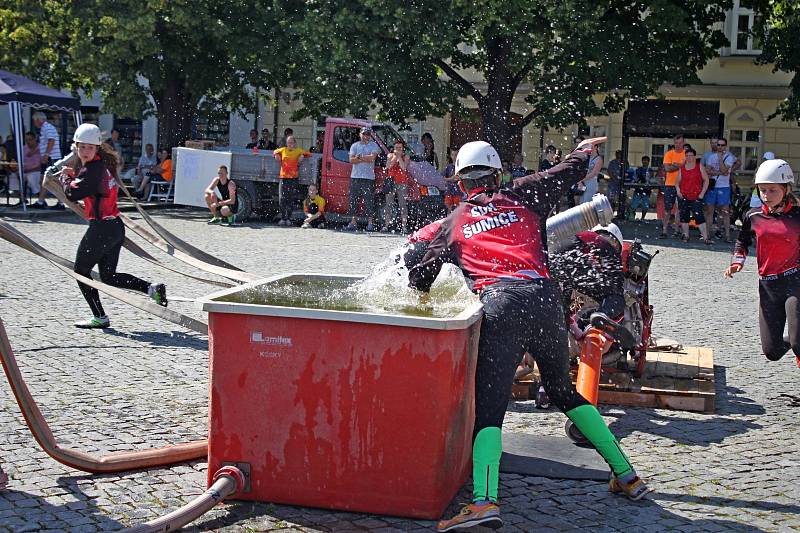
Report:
108,129,124,176
749,152,775,211
704,137,739,243
539,145,556,171
629,156,652,221
278,127,294,148
134,143,157,192
311,131,325,153
566,136,585,208
383,138,411,233
501,159,513,184
135,149,172,199
554,149,562,165
443,146,462,212
21,133,42,206
344,126,380,232
246,129,259,149
32,111,64,210
675,147,711,243
659,134,686,238
273,135,312,226
701,136,718,169
606,150,627,216
580,142,603,204
510,153,527,177
258,128,277,150
204,165,238,225
421,132,439,171
302,183,326,228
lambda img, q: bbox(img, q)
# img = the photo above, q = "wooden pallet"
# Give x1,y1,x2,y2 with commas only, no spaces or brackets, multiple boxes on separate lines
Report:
511,346,715,413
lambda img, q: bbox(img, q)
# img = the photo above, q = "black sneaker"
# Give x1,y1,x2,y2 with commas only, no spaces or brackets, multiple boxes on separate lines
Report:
31,201,47,209
49,202,66,210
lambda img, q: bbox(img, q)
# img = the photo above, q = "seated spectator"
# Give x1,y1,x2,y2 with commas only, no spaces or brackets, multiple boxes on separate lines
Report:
135,149,172,199
510,153,527,177
21,132,42,205
302,183,326,228
629,156,652,221
246,129,259,149
133,143,157,191
204,165,238,225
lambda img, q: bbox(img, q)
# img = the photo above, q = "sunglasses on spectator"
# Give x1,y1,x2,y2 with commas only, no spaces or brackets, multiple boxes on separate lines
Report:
717,143,727,147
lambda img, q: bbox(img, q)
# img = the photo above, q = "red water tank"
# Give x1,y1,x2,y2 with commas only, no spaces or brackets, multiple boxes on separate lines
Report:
203,274,482,519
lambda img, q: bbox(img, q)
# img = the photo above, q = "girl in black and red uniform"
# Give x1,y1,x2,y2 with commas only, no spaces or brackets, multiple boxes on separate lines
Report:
62,124,167,329
408,138,650,532
726,159,800,366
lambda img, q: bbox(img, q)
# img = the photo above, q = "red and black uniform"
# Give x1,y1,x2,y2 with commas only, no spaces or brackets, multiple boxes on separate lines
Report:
733,201,800,360
64,156,151,318
408,150,594,433
549,230,625,321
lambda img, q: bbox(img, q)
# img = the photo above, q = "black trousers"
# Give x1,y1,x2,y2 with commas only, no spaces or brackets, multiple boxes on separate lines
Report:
74,217,150,318
279,179,302,221
474,279,588,437
758,270,800,360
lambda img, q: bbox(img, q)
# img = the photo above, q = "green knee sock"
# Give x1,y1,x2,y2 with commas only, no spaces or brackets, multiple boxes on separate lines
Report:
566,404,635,479
472,427,502,503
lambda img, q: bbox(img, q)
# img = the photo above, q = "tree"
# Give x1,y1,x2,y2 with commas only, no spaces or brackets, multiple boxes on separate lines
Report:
0,1,286,147
752,0,800,122
280,0,730,157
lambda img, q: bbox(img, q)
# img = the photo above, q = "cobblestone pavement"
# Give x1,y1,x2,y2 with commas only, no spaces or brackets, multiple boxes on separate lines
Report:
0,211,798,532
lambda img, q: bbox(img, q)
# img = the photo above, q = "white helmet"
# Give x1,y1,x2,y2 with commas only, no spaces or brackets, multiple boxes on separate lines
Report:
454,141,502,175
592,223,623,247
73,123,102,145
763,151,775,161
754,159,794,186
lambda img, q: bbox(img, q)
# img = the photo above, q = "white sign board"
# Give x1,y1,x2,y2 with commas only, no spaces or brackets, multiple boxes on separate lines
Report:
174,147,232,208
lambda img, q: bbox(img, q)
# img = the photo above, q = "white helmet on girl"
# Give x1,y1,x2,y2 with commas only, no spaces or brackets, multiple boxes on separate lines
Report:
592,223,623,247
73,123,102,145
454,141,502,175
755,159,794,186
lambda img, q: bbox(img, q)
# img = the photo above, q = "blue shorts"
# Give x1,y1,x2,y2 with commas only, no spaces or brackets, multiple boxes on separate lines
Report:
705,187,731,207
663,186,678,210
630,192,650,211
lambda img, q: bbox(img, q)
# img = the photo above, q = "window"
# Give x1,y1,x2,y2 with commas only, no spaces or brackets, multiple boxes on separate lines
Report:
729,0,762,55
728,128,761,172
193,115,229,146
649,143,668,169
332,126,360,162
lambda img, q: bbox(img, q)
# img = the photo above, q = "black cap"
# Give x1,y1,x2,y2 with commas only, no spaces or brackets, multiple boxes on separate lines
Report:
360,126,373,134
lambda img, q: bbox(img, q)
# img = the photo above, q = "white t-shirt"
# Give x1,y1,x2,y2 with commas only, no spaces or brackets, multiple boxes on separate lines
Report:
38,121,61,160
138,153,157,171
712,151,737,189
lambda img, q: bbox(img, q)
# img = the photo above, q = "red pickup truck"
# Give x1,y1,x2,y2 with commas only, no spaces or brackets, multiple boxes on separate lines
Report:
212,117,447,229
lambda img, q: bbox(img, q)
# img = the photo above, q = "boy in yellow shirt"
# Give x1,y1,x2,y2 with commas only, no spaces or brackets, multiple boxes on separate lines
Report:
274,136,311,226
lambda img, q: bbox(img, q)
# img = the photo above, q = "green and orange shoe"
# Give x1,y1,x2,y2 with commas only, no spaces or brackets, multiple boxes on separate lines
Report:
437,501,503,532
609,475,653,501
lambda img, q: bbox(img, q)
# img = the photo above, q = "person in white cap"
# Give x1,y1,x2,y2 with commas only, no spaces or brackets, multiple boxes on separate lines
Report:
60,123,168,329
749,152,775,210
726,159,800,368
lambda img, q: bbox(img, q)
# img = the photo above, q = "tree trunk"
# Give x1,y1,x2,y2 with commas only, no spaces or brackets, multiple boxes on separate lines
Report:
479,36,516,160
153,78,195,150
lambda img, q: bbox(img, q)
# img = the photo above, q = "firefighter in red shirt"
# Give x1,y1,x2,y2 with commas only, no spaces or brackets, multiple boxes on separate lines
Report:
408,139,650,532
62,124,167,329
726,159,800,367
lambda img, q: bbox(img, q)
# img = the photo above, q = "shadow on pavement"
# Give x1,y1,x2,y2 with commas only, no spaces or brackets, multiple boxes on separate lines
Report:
105,329,208,351
0,486,123,531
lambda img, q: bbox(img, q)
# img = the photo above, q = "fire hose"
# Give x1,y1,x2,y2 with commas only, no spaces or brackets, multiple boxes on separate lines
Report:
0,219,208,334
1,317,247,531
41,156,260,284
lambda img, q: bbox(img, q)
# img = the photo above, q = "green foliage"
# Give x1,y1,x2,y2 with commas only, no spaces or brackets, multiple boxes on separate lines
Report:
0,0,287,145
281,0,730,152
752,0,800,121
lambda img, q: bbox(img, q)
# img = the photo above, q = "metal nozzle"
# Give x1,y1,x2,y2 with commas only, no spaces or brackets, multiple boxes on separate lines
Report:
546,194,613,253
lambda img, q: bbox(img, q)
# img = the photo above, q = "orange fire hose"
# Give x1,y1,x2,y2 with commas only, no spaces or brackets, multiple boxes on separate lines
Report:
0,316,207,473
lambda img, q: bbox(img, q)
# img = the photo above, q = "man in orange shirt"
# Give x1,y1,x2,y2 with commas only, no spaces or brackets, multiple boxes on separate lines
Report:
660,134,685,238
274,135,311,226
